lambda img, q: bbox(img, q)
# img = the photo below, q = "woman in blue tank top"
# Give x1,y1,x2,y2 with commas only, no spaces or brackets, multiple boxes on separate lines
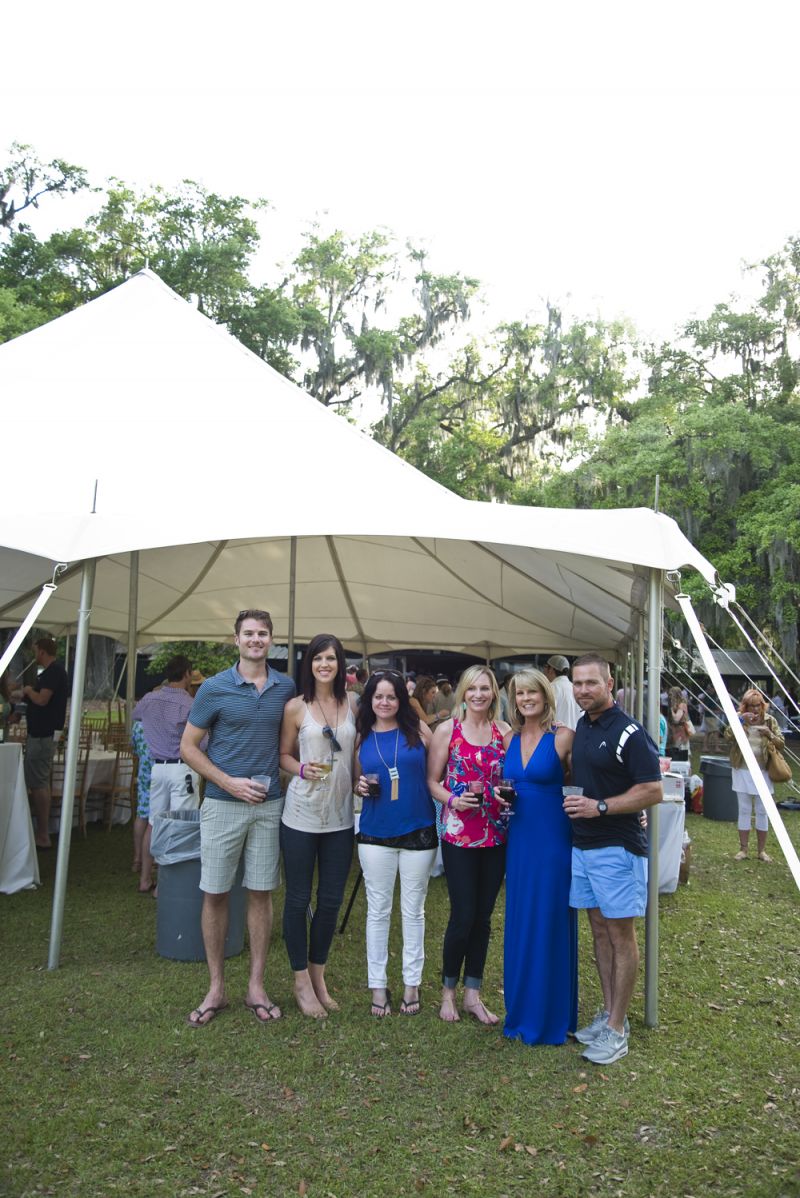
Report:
355,670,437,1017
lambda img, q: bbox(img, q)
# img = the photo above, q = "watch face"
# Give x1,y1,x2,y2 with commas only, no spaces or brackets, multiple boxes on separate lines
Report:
597,800,608,815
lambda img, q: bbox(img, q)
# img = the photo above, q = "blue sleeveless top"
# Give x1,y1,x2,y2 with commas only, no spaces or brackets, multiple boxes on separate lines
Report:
358,729,435,839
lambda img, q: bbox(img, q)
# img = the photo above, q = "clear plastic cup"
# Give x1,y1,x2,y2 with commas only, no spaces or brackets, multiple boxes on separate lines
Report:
252,774,271,800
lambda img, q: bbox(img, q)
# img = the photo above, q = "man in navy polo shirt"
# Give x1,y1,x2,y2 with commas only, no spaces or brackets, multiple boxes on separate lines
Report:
181,610,295,1028
563,652,662,1065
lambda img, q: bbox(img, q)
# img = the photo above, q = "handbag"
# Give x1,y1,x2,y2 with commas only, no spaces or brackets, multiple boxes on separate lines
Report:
765,738,793,784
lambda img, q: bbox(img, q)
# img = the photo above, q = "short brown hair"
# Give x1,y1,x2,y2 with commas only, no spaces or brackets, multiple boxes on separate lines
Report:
571,653,611,679
35,636,58,657
234,609,273,636
165,655,193,682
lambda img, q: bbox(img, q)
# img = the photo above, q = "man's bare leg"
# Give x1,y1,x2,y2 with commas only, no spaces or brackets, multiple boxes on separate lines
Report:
587,907,614,1013
30,786,52,848
133,815,146,870
187,891,230,1026
604,916,639,1033
244,890,281,1021
138,822,155,891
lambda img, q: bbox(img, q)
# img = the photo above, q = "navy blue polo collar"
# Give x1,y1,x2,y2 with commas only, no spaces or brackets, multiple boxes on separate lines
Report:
584,701,621,727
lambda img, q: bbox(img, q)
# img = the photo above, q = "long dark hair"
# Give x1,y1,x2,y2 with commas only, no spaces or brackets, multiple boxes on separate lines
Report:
300,634,347,703
356,670,422,749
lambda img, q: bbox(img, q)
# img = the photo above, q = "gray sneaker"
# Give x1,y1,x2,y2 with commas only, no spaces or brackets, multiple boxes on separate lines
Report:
573,1011,630,1044
573,1008,609,1044
582,1025,629,1065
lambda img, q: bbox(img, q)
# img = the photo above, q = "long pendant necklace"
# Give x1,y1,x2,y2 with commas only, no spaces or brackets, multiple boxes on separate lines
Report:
315,695,339,766
373,727,400,801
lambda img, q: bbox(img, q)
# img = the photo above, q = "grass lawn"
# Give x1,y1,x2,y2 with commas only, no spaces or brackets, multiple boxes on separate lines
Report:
2,802,799,1198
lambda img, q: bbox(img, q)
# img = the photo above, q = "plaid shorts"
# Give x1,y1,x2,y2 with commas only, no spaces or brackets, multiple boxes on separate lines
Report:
200,797,283,894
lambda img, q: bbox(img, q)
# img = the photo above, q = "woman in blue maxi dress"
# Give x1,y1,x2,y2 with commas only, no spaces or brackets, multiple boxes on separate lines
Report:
502,669,578,1045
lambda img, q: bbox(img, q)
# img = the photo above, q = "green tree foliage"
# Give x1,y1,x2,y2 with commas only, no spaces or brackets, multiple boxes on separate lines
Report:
0,142,90,233
285,228,480,410
0,173,267,337
377,309,640,503
145,641,238,679
538,245,800,656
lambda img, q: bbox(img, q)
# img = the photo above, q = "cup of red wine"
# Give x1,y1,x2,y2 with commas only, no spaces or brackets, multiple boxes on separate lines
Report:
467,779,484,802
364,773,381,797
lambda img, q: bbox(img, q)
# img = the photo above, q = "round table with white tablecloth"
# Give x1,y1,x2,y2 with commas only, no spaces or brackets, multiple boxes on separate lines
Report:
0,742,40,894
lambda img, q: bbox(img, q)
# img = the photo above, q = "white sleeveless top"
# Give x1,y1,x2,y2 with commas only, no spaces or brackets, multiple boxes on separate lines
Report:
282,702,356,833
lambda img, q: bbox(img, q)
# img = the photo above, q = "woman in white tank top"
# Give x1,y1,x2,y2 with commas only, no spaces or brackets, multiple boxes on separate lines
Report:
279,634,358,1017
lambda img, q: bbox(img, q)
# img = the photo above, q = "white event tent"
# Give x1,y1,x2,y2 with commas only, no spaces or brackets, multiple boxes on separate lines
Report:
9,270,794,1004
0,271,714,657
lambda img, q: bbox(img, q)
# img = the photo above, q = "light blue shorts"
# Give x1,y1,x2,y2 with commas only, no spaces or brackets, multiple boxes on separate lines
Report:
570,846,648,918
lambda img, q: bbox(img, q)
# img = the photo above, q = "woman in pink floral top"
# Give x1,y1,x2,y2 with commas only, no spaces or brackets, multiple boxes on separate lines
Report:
428,666,511,1025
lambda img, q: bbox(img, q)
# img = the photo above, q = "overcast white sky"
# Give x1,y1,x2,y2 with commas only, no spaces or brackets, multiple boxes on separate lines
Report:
3,0,799,340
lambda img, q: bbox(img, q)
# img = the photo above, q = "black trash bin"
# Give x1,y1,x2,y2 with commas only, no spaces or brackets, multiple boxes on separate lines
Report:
151,809,246,961
700,755,738,821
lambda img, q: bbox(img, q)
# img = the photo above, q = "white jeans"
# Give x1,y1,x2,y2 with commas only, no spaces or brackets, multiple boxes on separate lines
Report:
358,844,437,988
736,790,769,833
148,763,200,825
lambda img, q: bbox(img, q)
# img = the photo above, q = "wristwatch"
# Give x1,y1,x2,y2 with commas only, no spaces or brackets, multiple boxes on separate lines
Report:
596,800,609,816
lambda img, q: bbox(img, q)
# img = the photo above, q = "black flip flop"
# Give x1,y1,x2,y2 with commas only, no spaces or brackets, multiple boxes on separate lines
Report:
186,1003,228,1028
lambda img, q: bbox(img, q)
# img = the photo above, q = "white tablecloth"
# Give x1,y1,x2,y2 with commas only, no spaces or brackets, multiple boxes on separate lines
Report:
0,743,40,893
658,797,686,895
50,750,133,830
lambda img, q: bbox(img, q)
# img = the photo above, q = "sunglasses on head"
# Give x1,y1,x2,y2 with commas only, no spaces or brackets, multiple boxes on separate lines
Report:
322,725,342,753
371,670,404,681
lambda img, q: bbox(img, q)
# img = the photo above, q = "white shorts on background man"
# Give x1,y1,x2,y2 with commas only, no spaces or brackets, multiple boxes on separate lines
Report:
148,762,200,823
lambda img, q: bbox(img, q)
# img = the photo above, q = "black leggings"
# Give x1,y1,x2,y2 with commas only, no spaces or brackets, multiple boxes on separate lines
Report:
280,823,354,971
440,841,506,989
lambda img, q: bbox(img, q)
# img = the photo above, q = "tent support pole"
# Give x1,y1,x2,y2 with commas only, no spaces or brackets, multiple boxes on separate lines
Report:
635,614,645,724
64,633,71,677
644,566,662,1028
126,551,139,733
48,558,96,970
287,537,297,684
625,651,631,706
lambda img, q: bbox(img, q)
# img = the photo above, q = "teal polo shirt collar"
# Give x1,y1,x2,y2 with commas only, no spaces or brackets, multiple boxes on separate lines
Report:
230,664,281,691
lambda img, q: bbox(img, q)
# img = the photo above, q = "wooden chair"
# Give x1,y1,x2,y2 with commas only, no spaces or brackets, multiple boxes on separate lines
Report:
50,747,89,833
104,722,129,751
80,719,104,750
84,749,136,832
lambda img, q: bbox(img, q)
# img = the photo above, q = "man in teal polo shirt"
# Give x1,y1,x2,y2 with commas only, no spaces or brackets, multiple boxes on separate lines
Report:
181,609,295,1027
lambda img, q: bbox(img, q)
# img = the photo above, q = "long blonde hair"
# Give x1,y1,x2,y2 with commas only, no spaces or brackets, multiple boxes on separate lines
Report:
453,665,501,722
508,669,556,733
